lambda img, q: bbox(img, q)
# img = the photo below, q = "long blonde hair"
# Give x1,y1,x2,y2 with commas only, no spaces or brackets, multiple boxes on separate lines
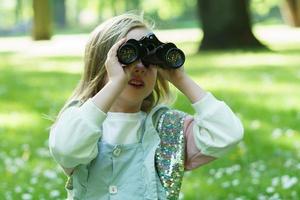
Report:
57,13,171,119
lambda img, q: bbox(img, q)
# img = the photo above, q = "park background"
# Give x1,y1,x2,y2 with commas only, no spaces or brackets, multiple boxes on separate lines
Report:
0,0,300,199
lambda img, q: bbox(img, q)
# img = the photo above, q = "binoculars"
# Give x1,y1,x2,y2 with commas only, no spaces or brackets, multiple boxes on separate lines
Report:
117,33,185,69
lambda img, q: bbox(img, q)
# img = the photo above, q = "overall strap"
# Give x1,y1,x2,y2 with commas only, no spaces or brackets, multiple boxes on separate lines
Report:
155,109,187,200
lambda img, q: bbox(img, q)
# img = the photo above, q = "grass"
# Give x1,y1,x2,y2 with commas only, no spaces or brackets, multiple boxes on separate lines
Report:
0,25,300,199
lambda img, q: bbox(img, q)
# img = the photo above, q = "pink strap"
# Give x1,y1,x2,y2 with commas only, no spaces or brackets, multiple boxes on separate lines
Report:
184,116,215,170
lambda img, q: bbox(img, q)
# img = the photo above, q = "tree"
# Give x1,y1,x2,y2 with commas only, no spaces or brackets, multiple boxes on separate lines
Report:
197,0,265,50
32,0,52,40
15,0,23,24
280,0,300,27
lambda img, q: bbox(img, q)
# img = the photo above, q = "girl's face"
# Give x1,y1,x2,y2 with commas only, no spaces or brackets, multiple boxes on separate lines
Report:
113,27,158,110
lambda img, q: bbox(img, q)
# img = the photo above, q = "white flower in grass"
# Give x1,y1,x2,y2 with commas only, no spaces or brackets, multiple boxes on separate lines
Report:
225,167,234,175
179,192,184,200
266,186,275,193
251,170,261,178
272,177,280,187
30,177,38,185
257,194,267,200
281,175,298,189
36,147,51,157
284,159,294,168
271,128,282,139
225,164,241,175
15,157,25,167
269,193,281,200
50,190,60,198
15,186,22,193
7,165,18,174
293,141,300,149
209,168,216,175
258,163,266,171
28,187,34,193
43,169,57,179
22,193,32,200
233,164,241,171
250,120,261,130
251,178,259,185
221,181,230,188
33,166,42,176
5,192,12,200
207,177,214,185
214,170,223,179
234,197,244,200
285,129,295,138
232,179,239,186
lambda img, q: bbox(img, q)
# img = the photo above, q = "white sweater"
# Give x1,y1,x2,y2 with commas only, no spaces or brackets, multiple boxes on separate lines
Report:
49,93,244,168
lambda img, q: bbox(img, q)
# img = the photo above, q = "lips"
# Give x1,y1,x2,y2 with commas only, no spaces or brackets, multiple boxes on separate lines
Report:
128,78,145,87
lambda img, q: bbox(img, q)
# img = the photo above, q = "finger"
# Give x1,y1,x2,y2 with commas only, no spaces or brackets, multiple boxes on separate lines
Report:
108,38,127,57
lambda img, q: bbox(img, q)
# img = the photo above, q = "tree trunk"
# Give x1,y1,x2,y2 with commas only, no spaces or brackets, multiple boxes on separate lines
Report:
15,0,22,24
53,0,67,28
32,0,52,40
197,0,265,50
280,0,300,27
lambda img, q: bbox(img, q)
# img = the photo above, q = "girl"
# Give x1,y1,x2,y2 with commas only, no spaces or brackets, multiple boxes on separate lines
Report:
49,13,244,200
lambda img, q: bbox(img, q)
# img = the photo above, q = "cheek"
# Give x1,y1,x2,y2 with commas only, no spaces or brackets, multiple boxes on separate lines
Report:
149,69,157,88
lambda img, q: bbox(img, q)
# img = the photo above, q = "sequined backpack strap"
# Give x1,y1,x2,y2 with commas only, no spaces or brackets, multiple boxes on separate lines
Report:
155,109,187,200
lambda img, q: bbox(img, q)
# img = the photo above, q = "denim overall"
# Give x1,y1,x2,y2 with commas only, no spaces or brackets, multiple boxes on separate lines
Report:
67,106,186,200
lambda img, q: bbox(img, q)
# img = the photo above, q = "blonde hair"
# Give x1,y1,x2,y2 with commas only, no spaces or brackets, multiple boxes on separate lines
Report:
57,12,171,118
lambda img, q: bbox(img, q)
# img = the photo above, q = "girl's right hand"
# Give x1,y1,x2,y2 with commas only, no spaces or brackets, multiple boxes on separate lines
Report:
105,38,132,84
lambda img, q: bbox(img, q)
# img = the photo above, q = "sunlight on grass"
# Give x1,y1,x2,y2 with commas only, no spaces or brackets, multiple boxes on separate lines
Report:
0,53,83,74
254,25,300,50
0,112,40,128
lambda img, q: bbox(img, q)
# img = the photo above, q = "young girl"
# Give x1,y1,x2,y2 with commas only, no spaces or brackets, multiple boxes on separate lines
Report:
49,13,244,200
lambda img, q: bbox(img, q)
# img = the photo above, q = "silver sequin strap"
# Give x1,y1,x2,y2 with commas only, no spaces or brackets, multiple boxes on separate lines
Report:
155,109,187,200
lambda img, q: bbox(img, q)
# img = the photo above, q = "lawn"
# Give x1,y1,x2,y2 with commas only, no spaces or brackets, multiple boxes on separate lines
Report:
0,25,300,200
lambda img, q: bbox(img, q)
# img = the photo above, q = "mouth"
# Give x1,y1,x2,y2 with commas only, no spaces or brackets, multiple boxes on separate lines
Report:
128,78,145,88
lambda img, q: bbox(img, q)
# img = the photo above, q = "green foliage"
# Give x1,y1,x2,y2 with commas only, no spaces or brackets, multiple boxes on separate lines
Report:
251,0,280,15
0,26,300,199
250,0,283,24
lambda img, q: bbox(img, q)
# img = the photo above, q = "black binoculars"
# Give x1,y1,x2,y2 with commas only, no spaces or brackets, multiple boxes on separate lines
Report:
117,33,185,69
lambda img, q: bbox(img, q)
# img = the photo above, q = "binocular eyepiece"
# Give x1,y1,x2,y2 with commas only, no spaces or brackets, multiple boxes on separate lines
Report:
117,33,185,69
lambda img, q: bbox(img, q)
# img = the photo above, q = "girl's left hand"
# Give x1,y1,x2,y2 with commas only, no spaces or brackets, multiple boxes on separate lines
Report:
158,66,186,85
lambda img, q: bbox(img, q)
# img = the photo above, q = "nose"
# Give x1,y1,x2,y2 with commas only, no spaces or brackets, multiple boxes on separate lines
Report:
133,60,146,75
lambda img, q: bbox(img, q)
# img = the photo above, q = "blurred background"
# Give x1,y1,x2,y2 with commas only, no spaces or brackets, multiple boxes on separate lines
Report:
0,0,300,199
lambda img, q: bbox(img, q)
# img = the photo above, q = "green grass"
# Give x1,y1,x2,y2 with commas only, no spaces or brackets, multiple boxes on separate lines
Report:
1,26,300,199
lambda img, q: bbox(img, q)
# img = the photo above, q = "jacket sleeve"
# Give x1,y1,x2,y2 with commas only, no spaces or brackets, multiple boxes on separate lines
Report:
184,93,244,170
49,98,107,168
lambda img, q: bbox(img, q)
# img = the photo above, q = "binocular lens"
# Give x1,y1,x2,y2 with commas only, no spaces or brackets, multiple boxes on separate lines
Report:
117,44,138,64
165,49,185,68
117,34,185,68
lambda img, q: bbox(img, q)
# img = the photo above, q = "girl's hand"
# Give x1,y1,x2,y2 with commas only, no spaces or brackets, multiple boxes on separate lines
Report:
158,66,186,85
105,38,132,84
159,65,207,103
